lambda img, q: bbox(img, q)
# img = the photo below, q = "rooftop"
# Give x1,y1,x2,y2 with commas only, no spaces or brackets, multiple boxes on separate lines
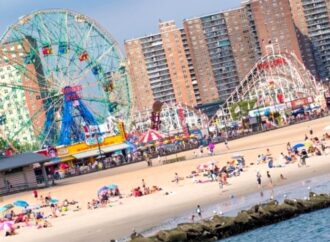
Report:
0,152,50,171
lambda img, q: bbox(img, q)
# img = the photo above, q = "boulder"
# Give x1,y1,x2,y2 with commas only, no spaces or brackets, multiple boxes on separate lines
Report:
177,223,206,239
211,216,235,239
156,229,187,242
130,238,158,242
309,192,330,207
267,203,298,221
234,211,253,225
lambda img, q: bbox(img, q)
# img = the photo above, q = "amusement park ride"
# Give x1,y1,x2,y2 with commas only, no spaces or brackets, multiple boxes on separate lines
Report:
0,9,131,151
130,102,209,136
212,43,323,126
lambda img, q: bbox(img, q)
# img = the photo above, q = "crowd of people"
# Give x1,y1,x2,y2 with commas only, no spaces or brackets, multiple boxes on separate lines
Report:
0,190,81,237
2,124,330,237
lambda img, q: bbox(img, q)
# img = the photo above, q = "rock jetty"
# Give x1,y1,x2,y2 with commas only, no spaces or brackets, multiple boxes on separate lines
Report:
127,192,330,242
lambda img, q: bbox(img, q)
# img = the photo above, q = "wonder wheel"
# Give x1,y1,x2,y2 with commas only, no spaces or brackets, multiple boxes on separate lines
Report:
0,9,131,150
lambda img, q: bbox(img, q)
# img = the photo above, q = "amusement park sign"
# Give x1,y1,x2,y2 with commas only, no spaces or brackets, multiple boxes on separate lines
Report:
289,97,314,109
257,57,286,70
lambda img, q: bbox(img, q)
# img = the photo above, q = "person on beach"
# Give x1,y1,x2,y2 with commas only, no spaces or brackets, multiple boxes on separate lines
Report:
33,190,38,200
286,142,292,153
191,214,195,223
308,126,313,136
266,148,272,158
267,171,273,187
224,138,230,150
196,205,202,218
142,179,146,188
174,173,179,184
199,146,204,157
218,174,224,189
300,149,308,166
256,171,262,189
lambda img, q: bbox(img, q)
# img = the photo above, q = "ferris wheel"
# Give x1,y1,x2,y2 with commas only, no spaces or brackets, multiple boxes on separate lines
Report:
0,9,131,150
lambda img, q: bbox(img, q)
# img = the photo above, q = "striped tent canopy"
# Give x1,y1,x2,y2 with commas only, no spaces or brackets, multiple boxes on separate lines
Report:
138,129,165,144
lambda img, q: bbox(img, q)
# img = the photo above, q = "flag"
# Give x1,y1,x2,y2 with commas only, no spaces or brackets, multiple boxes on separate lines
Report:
79,51,89,61
42,45,53,56
234,105,241,114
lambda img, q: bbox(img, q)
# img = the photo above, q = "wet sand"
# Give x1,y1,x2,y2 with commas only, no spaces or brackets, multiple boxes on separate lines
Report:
1,116,330,242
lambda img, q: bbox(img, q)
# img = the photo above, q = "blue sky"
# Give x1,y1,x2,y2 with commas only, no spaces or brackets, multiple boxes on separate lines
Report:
0,0,241,51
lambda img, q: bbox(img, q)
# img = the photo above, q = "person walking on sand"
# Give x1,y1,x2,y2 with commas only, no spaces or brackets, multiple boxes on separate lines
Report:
174,173,180,184
267,171,273,187
266,148,272,158
196,205,202,218
218,174,224,189
300,149,308,166
308,126,313,136
33,189,38,200
256,171,262,189
142,179,146,189
224,138,230,150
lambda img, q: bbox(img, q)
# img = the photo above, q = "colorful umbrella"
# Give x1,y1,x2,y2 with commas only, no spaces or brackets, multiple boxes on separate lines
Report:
107,184,118,190
97,186,109,195
13,200,29,208
293,143,305,150
0,204,13,213
49,198,59,204
138,129,165,144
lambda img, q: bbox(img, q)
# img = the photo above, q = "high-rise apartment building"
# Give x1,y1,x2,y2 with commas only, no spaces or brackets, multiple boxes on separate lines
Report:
247,0,302,60
125,21,197,113
126,0,326,114
224,7,261,82
290,0,330,80
0,38,45,144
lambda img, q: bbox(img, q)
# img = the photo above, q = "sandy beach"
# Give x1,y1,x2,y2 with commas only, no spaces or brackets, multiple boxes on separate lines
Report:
1,116,330,242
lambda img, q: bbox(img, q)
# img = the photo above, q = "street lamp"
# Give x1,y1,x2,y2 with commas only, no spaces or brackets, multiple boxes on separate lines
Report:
94,132,105,168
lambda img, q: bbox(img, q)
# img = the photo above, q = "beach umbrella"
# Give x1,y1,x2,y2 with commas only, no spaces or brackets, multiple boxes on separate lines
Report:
13,200,29,208
97,186,109,195
138,129,165,144
49,198,59,205
0,221,14,231
0,204,13,213
107,184,118,190
293,143,304,150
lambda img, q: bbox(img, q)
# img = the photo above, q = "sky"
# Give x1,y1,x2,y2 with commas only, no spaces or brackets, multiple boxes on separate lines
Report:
0,0,241,52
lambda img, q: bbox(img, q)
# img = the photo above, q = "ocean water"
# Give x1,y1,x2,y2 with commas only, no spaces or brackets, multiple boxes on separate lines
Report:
137,173,330,241
220,207,330,242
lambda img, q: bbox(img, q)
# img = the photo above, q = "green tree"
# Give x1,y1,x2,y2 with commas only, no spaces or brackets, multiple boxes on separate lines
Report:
229,99,257,120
